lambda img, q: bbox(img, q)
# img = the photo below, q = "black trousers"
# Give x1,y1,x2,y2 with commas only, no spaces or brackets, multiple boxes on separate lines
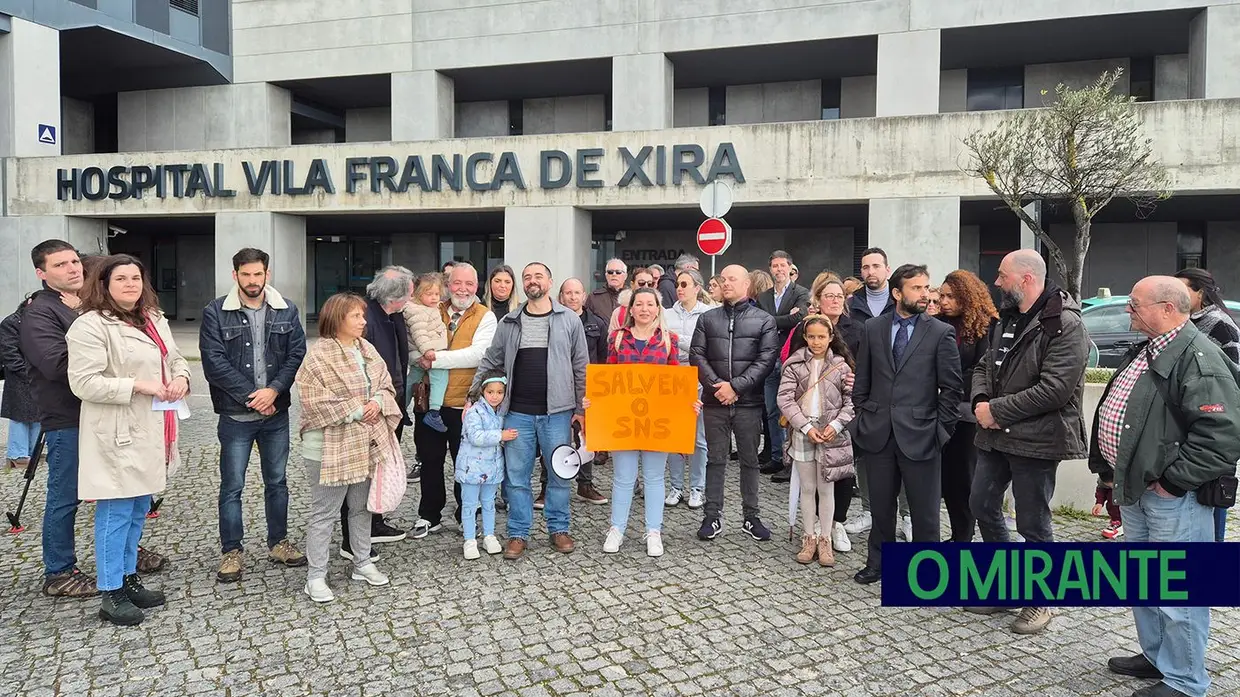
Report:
941,421,978,542
341,421,407,551
414,407,464,526
864,435,942,571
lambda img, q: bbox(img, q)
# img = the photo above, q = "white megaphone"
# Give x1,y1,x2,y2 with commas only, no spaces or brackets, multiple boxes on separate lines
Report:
549,420,592,480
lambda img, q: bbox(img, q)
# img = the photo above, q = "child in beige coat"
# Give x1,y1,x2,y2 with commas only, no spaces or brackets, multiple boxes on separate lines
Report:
403,273,451,432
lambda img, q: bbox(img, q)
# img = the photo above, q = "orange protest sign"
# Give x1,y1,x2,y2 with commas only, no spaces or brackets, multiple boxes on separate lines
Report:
585,364,699,454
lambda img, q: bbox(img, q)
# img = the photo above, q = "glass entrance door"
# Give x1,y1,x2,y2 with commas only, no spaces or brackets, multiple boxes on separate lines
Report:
313,238,385,314
439,234,504,277
152,240,178,319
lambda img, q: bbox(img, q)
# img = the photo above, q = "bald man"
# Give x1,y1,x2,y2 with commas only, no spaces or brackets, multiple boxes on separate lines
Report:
1091,276,1240,697
690,264,780,541
968,249,1089,635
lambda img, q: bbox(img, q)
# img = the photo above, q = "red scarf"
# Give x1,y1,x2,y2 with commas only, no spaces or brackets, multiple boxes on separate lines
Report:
139,317,178,463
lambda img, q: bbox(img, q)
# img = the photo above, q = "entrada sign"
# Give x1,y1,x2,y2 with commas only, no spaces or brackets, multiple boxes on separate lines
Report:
55,143,744,201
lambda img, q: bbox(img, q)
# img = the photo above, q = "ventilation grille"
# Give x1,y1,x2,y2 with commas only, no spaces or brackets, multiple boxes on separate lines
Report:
170,0,199,15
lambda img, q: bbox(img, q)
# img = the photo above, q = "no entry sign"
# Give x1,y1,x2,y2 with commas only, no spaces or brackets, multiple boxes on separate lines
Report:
697,217,732,256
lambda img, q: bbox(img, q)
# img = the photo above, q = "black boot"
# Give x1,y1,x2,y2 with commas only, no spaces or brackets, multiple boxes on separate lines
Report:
123,574,165,609
99,588,144,626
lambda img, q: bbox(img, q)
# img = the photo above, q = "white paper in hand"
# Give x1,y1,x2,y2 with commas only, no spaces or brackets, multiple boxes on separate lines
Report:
153,399,192,420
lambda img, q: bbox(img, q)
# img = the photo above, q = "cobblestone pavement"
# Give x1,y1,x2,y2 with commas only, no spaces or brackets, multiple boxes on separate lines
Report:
1,369,1237,697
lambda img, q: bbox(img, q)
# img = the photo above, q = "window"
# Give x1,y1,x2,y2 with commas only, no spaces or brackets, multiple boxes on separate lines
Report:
821,79,842,120
967,68,1024,112
1177,221,1205,270
1082,305,1133,334
507,99,523,136
708,86,726,126
1130,57,1154,102
170,0,199,15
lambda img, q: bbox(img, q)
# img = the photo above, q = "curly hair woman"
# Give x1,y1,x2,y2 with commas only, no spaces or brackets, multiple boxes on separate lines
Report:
935,270,998,543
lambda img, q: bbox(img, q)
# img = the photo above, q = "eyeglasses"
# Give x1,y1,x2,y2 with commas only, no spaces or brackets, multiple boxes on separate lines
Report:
1127,300,1169,312
677,281,694,289
821,294,845,301
636,281,655,288
605,269,626,276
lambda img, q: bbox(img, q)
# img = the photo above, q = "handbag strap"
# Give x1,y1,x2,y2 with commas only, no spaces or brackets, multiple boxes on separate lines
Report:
798,360,844,415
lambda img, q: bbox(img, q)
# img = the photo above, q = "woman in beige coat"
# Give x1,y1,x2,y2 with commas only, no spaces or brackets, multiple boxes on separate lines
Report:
67,254,190,626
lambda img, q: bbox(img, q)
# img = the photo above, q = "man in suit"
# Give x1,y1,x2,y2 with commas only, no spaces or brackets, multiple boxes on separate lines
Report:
756,250,811,483
851,263,963,585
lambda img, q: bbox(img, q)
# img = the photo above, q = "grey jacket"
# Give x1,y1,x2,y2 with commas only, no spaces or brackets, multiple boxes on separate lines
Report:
971,287,1089,461
471,300,589,416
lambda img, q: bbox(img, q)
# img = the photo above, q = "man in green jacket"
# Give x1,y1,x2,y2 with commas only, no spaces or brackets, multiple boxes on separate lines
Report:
1090,276,1240,697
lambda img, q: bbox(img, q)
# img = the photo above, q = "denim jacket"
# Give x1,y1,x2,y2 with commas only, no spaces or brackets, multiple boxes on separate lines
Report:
455,400,506,486
200,286,307,416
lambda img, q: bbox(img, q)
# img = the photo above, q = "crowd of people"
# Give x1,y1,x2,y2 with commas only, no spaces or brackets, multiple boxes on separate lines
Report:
4,237,1238,697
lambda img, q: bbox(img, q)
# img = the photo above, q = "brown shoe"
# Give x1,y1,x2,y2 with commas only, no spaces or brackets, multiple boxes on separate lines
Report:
136,546,168,574
42,568,99,598
216,550,244,583
268,539,308,567
795,535,817,564
503,538,527,560
817,536,835,567
576,483,609,505
551,532,575,554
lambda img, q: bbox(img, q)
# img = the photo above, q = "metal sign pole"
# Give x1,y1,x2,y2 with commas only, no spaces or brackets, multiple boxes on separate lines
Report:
711,255,716,277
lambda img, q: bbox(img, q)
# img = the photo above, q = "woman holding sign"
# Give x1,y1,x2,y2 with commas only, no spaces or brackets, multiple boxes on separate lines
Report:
585,287,700,557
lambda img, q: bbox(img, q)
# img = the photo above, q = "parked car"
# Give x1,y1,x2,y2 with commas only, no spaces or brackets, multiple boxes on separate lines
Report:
1081,294,1240,368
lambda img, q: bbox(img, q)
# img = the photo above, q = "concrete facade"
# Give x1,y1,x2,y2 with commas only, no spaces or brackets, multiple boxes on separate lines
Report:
345,108,392,143
876,30,940,116
613,53,673,132
868,197,961,282
118,83,291,151
0,17,60,158
391,70,454,142
726,81,821,125
503,206,592,295
456,101,508,138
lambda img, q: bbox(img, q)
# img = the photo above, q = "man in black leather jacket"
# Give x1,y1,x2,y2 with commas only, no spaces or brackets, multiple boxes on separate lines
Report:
690,264,780,542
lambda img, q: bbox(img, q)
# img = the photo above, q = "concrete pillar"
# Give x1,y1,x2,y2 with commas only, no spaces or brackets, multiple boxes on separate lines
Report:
1021,201,1042,251
214,212,307,312
1155,54,1190,101
118,83,291,152
0,216,106,315
939,70,968,113
503,207,592,291
0,18,61,157
612,53,674,132
876,30,940,117
1189,5,1240,99
867,197,960,281
392,71,455,141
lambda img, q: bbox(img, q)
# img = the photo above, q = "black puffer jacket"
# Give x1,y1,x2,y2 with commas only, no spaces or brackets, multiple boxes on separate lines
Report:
690,298,779,408
0,297,39,423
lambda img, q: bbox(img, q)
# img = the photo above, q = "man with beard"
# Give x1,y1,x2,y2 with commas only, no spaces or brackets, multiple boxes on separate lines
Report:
851,264,962,585
966,249,1088,634
410,262,498,537
472,262,589,560
201,248,308,583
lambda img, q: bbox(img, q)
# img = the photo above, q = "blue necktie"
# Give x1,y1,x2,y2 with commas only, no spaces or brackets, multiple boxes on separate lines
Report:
893,317,913,365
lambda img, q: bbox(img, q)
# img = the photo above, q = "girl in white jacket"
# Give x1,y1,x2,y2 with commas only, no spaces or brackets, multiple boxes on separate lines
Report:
403,273,450,433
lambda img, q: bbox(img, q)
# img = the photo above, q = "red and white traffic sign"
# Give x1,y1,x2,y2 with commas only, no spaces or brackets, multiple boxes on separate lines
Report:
697,217,732,256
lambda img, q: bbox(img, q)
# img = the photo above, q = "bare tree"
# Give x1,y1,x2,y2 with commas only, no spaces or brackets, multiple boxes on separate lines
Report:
962,69,1172,301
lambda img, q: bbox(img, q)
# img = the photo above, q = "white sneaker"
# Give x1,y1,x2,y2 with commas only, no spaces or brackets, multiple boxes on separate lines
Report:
646,530,664,558
844,511,872,534
411,518,440,539
900,516,913,542
463,539,480,560
664,487,683,507
350,563,390,586
603,526,624,553
687,488,705,509
832,523,852,553
482,535,502,555
303,578,334,603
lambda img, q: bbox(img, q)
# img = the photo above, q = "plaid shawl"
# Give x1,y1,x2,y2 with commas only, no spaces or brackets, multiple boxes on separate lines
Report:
297,338,404,486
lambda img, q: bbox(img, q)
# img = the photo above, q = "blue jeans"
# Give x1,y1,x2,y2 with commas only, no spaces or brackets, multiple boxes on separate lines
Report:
1120,488,1214,697
1215,507,1228,542
764,363,784,466
94,495,150,591
504,410,572,540
666,411,707,491
43,428,80,576
461,482,500,540
6,420,38,460
217,412,291,553
611,450,668,534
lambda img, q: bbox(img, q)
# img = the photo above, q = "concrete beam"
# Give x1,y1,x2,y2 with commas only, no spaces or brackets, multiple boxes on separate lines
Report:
392,71,455,142
612,53,673,132
868,196,961,282
876,30,940,117
1190,5,1240,98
